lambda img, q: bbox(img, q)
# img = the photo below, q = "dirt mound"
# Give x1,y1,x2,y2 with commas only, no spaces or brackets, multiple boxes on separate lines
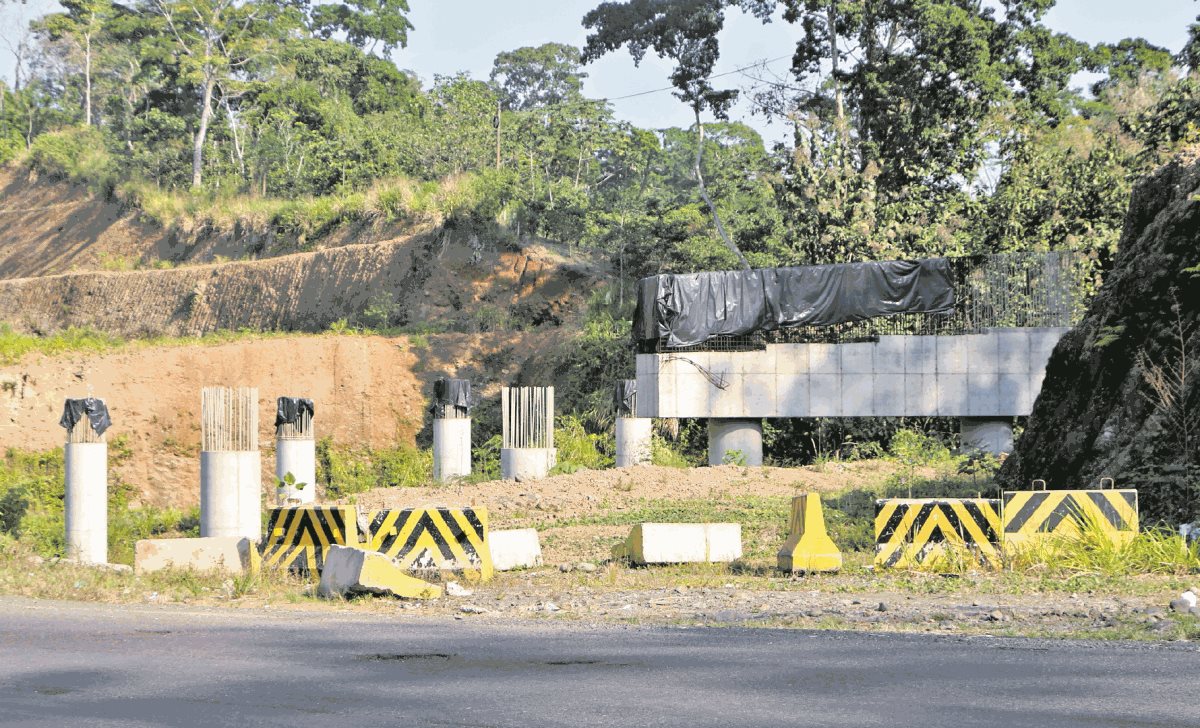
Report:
0,331,561,506
356,461,904,515
1000,147,1200,522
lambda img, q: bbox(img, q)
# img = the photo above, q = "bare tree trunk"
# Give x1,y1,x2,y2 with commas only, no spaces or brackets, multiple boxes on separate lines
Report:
693,108,750,271
192,76,215,188
84,32,92,126
827,3,844,127
222,93,245,178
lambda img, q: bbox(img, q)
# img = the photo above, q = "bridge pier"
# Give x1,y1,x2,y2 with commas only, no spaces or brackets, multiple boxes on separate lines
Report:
959,417,1014,455
707,419,763,467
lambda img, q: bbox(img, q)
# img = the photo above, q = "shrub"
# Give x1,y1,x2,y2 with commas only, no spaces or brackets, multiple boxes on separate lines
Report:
27,127,118,194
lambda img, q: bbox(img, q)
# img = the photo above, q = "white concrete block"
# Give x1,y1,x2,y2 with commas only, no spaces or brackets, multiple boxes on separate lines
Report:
318,545,441,599
623,523,742,565
809,373,842,416
741,373,777,415
615,417,653,467
135,537,255,575
904,336,938,373
967,372,1001,416
904,374,938,416
840,343,875,374
872,374,905,415
966,334,1000,374
841,374,874,415
1030,328,1066,368
807,343,838,372
937,336,968,374
874,337,906,374
774,344,808,375
995,329,1032,374
488,529,543,571
998,373,1033,415
776,374,810,415
937,374,968,415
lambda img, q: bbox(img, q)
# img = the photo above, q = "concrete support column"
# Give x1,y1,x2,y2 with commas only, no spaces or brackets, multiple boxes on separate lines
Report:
65,442,107,564
615,417,653,467
433,417,472,482
959,417,1014,455
200,387,261,541
500,386,555,481
707,419,763,467
275,439,316,505
201,451,262,539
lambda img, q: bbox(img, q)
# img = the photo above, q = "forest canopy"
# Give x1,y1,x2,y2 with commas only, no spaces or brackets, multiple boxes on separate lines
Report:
0,0,1197,279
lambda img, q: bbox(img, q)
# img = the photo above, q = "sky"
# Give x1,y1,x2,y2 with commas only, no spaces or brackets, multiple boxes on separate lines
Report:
1,0,1197,144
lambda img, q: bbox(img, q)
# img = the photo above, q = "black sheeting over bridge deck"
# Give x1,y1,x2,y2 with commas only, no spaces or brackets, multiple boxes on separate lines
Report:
633,258,956,350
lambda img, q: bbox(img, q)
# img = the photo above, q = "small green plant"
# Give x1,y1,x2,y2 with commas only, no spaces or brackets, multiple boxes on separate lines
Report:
276,471,307,492
721,449,747,467
327,319,353,335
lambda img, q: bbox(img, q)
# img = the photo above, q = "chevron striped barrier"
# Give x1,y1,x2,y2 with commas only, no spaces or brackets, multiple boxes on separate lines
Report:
364,508,494,581
261,505,359,576
1002,488,1138,549
874,498,1002,570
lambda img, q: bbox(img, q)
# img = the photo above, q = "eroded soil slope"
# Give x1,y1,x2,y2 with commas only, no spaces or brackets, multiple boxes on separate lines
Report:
1,331,563,506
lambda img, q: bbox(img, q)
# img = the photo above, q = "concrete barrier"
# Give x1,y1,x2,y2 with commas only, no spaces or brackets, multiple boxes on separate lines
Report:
260,505,359,576
364,508,494,581
489,529,543,571
613,523,742,565
318,545,442,599
1002,488,1138,549
134,537,258,574
777,494,841,573
874,498,1002,570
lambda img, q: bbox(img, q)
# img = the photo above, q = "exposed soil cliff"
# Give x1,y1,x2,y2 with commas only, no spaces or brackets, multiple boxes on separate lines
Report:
1000,149,1200,523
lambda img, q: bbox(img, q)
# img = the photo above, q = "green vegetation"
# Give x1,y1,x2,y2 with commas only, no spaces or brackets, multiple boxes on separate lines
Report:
0,444,198,565
315,437,432,499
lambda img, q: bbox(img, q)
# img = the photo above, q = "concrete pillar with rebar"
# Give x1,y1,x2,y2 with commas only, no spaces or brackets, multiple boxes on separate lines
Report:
614,380,652,467
200,387,262,540
431,378,472,482
500,386,555,481
275,397,316,505
62,399,109,564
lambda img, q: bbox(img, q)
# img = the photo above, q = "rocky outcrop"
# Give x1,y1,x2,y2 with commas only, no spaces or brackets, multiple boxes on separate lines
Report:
999,149,1200,523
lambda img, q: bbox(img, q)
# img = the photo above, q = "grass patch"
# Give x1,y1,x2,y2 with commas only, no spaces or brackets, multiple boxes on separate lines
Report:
316,437,432,499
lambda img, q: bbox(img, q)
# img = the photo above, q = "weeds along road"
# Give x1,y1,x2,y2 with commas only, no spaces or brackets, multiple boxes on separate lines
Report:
1,597,1197,727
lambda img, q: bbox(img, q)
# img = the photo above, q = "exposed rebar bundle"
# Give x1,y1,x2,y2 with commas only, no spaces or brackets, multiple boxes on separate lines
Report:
501,386,554,449
67,417,106,444
275,397,314,441
201,386,259,452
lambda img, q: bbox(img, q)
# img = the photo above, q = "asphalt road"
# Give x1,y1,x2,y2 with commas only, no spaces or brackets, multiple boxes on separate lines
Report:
1,597,1198,727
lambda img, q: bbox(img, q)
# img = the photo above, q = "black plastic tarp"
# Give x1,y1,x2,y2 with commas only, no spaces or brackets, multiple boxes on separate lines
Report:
275,397,315,427
633,258,956,349
613,379,637,417
430,378,472,417
59,398,111,435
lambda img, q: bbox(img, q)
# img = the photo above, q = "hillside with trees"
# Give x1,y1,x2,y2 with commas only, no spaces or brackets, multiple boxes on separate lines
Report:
1,0,1199,495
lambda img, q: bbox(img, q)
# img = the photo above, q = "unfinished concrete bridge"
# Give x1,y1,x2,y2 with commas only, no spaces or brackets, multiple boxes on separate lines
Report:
632,252,1092,463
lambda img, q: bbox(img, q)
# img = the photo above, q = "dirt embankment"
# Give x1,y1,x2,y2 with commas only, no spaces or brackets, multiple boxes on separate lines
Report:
0,331,564,506
0,231,595,338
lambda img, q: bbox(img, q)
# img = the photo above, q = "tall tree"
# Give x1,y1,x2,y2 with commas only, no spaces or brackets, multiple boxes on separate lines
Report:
309,0,412,55
148,0,295,188
37,0,113,126
583,0,772,270
490,43,587,111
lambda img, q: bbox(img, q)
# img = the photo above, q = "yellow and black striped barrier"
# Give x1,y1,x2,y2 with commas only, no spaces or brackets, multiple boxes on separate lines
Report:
874,498,1002,570
261,505,358,576
1002,487,1138,548
364,508,494,581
